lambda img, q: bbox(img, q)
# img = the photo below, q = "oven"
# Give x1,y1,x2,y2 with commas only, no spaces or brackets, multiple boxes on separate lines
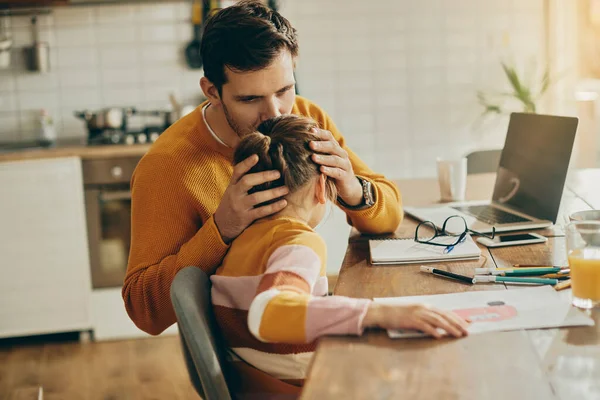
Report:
82,157,141,289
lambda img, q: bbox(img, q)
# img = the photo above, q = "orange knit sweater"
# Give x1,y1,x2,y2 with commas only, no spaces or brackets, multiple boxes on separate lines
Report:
123,96,403,336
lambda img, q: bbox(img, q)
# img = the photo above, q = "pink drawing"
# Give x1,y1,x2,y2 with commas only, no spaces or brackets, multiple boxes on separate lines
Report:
453,304,518,323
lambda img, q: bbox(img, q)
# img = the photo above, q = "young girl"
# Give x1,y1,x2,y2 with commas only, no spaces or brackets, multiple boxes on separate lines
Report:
211,115,469,396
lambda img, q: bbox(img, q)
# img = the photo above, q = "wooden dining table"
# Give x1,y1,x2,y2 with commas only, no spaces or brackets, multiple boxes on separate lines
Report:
301,169,600,400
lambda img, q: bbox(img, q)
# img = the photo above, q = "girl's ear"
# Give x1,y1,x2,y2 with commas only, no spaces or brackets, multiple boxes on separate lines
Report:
200,76,221,106
315,174,327,204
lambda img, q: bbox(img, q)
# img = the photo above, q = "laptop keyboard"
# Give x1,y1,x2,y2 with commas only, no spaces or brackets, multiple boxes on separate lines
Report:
451,205,531,225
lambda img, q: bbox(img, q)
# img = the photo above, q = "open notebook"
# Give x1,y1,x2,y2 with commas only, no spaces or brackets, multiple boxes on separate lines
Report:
369,234,481,265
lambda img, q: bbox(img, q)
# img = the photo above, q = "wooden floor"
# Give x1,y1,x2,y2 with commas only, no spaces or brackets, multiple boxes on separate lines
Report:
0,332,199,400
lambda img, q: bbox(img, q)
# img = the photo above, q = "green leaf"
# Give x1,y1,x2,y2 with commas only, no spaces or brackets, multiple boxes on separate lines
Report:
485,104,502,114
477,91,502,115
501,62,523,94
539,67,551,96
502,62,538,113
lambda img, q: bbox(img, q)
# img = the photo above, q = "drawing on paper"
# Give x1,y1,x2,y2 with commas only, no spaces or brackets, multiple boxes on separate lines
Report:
452,301,518,323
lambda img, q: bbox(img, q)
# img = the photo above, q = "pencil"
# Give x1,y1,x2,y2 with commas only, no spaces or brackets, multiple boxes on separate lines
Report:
554,279,571,291
539,273,570,279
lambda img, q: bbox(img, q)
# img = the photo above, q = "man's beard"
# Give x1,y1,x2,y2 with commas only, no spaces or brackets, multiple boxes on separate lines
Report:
222,102,255,138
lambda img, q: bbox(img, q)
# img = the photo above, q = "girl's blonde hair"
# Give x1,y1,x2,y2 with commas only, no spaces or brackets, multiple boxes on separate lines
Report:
233,115,336,205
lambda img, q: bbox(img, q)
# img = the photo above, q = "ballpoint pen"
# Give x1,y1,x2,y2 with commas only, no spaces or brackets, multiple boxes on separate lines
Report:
473,275,559,285
420,266,474,284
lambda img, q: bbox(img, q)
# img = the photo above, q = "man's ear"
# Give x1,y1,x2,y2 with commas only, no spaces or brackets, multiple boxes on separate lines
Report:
315,174,327,204
200,76,221,106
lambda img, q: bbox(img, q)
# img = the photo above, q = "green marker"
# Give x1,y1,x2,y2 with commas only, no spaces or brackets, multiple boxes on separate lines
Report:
500,268,563,277
475,267,563,276
473,275,559,285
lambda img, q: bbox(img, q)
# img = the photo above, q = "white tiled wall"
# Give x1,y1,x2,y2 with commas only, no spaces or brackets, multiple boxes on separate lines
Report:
282,0,546,179
1,0,545,176
0,2,204,142
283,0,545,273
0,0,546,274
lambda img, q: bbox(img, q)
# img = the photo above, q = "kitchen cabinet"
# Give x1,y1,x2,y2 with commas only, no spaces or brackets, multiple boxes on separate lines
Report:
0,156,92,338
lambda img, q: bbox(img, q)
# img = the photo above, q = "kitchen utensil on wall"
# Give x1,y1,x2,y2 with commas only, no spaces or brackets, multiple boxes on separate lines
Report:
185,0,204,69
24,16,49,73
0,15,12,69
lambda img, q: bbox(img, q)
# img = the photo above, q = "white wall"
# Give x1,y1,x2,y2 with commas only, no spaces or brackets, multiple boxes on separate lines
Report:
1,0,546,169
281,0,546,273
0,0,547,274
282,0,546,179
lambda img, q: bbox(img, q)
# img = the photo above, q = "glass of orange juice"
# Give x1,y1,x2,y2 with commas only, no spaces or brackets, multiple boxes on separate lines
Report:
567,221,600,309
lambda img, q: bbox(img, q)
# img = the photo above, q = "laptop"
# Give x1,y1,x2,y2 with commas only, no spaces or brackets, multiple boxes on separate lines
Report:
405,112,579,234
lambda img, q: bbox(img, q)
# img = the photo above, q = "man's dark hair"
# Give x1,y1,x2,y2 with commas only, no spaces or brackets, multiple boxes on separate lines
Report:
200,0,299,94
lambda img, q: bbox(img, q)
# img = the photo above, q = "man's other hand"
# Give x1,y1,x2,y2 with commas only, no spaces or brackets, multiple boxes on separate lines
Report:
213,155,288,243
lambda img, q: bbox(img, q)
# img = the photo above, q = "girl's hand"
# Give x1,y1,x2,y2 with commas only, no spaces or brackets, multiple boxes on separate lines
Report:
363,303,470,339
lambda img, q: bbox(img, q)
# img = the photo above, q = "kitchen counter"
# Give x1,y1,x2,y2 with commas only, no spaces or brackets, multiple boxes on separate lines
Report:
0,142,152,163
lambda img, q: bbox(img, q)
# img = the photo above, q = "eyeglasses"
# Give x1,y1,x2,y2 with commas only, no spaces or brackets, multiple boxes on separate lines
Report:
414,215,496,253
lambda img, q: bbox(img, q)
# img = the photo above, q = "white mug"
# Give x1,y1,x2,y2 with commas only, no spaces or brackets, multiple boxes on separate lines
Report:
437,157,467,202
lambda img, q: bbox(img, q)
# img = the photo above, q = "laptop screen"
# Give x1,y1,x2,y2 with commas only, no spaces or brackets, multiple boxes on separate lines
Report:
491,113,578,223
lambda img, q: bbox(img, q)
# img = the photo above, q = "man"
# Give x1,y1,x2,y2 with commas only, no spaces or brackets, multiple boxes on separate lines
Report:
123,0,403,336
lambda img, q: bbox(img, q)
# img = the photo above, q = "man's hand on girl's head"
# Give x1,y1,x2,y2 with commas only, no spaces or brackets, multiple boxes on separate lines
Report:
214,155,289,243
309,128,363,206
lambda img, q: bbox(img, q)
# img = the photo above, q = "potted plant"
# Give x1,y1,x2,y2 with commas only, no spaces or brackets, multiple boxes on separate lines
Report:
477,60,551,116
466,60,553,173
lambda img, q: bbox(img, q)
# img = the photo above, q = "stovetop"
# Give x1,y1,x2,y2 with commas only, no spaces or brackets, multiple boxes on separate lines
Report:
75,106,173,147
87,127,163,146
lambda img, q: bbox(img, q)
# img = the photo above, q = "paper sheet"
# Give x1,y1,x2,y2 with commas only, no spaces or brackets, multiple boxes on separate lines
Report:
374,286,594,339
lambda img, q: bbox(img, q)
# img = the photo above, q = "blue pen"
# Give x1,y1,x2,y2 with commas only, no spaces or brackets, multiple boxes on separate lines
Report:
473,275,558,285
